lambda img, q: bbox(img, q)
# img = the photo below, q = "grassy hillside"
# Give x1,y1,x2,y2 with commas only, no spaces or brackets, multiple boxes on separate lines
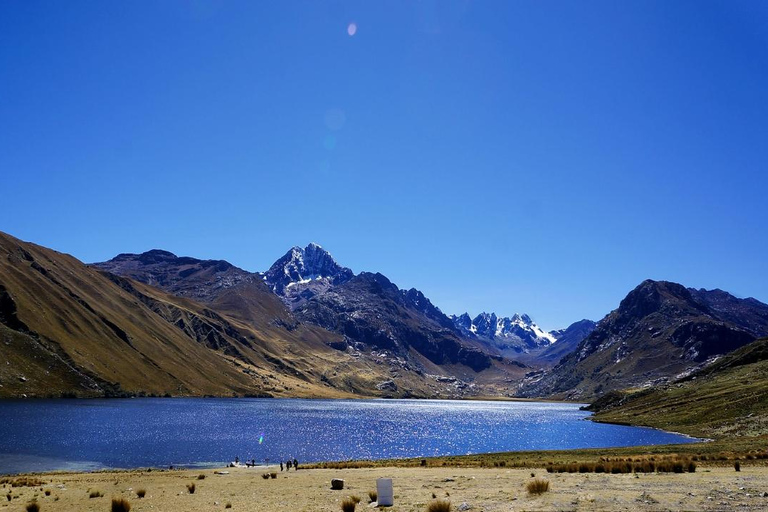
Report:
589,337,768,439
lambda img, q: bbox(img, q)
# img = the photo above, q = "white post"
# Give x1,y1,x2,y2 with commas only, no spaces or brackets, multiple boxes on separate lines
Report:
376,478,393,506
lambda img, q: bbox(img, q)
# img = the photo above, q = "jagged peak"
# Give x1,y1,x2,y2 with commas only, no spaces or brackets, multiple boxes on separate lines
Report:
264,242,354,295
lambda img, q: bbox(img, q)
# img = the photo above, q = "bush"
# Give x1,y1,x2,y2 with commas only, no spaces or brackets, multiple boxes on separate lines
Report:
89,490,103,498
349,495,361,504
368,490,377,503
341,497,357,512
44,490,51,497
426,499,451,512
270,473,277,479
526,478,550,495
261,473,270,480
25,502,40,512
197,474,206,480
186,483,196,494
111,497,131,512
135,489,146,498
225,503,232,509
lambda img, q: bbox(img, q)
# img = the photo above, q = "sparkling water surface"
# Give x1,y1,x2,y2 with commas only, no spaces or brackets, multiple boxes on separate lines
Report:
0,398,697,474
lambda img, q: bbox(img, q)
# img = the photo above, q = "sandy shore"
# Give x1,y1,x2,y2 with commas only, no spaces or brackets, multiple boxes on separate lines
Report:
3,464,768,511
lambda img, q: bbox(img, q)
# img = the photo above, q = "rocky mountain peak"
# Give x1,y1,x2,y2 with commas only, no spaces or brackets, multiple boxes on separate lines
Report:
263,243,354,296
451,310,555,354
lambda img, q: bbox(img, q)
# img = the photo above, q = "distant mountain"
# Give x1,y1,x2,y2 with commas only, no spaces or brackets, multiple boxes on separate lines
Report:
94,249,297,329
263,243,353,308
294,272,499,373
538,319,597,364
519,280,768,400
90,240,522,398
450,312,555,355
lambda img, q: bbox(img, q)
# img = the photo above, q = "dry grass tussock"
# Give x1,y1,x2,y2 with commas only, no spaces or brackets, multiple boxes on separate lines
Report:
340,497,357,512
0,477,46,487
526,478,550,495
25,502,40,512
426,499,452,512
186,482,196,494
546,455,698,474
312,460,378,470
111,497,131,512
368,490,377,502
135,489,146,498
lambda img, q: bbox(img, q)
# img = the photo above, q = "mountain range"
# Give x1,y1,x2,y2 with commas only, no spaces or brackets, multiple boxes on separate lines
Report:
3,231,767,404
519,279,768,399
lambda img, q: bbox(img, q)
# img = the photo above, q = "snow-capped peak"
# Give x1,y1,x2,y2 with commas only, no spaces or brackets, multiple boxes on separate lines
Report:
263,243,354,295
451,311,555,352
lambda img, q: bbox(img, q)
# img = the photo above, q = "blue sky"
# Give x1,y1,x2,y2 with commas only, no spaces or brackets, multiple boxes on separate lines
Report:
1,1,767,329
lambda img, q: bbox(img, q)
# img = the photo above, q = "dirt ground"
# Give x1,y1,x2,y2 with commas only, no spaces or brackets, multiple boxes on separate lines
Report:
3,464,768,511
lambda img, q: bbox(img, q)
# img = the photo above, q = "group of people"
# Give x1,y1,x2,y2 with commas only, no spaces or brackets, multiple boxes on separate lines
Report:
231,455,299,471
279,458,299,471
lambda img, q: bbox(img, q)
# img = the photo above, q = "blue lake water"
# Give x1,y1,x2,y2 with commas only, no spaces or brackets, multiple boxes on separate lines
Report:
0,398,697,474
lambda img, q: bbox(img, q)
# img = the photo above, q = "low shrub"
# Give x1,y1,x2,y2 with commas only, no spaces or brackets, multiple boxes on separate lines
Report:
368,490,377,503
526,478,550,495
186,483,196,494
261,473,270,480
197,474,206,480
426,499,451,512
43,490,51,496
25,502,40,512
89,490,103,498
341,497,357,512
0,478,45,488
225,502,232,509
111,497,131,512
135,489,146,498
270,472,277,479
349,495,361,504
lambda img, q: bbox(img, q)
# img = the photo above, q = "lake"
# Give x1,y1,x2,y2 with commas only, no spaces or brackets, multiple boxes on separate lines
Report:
0,398,697,474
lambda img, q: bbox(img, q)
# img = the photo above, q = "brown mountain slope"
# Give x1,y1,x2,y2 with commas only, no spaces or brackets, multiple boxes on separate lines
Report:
0,232,388,398
0,232,270,397
0,232,521,398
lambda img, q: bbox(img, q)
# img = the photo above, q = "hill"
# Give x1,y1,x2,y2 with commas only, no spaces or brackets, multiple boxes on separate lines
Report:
587,337,768,439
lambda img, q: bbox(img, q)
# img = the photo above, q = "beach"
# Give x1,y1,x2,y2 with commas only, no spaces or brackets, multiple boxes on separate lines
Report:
4,463,768,511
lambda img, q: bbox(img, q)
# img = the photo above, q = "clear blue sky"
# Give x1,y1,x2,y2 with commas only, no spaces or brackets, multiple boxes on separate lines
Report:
1,1,767,330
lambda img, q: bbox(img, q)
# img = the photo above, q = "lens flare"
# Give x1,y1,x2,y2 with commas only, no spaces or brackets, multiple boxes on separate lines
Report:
347,23,357,36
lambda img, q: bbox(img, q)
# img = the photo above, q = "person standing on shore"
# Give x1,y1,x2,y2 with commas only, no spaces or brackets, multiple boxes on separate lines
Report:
280,461,284,472
293,458,298,470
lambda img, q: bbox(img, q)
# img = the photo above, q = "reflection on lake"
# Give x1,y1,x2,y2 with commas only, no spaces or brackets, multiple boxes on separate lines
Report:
0,398,697,474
